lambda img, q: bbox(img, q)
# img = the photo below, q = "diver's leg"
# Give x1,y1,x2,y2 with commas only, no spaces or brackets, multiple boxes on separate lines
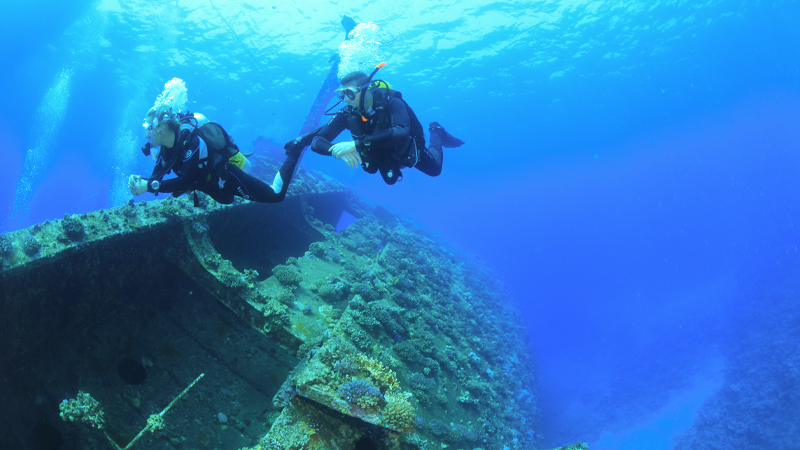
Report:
223,146,306,204
266,147,307,198
413,123,447,177
415,122,464,177
223,165,285,203
414,139,443,177
429,124,443,153
202,184,236,204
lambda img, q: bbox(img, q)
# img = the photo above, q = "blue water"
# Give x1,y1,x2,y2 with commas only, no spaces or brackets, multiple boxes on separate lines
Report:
2,1,799,448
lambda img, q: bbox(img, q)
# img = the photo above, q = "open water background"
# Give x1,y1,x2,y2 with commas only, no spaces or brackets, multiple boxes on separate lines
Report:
1,1,799,448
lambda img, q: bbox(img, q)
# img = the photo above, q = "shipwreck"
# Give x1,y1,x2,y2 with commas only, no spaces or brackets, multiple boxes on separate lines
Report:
0,161,540,450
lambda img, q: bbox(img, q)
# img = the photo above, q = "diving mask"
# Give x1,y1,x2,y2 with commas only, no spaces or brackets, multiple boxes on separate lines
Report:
140,120,157,160
142,107,174,160
141,123,162,161
335,87,360,100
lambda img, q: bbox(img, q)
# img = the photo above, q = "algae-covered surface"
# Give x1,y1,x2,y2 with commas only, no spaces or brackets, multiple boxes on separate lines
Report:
0,164,541,450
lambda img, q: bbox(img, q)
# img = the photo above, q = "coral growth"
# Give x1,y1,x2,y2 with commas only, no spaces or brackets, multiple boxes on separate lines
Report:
272,286,295,305
337,379,383,409
382,390,416,432
0,236,12,257
332,356,361,375
356,353,399,390
317,281,348,301
218,263,258,290
262,300,289,334
427,419,450,437
61,215,86,241
159,198,182,217
22,236,41,257
446,423,477,443
309,241,326,257
409,373,436,391
393,340,422,364
59,392,105,429
272,264,302,286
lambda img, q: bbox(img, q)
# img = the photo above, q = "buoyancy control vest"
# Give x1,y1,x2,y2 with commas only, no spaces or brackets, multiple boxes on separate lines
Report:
346,87,426,168
152,120,241,185
192,122,240,175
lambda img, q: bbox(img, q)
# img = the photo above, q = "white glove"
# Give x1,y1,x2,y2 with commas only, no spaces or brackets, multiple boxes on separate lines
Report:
338,151,362,169
329,141,361,169
330,141,356,158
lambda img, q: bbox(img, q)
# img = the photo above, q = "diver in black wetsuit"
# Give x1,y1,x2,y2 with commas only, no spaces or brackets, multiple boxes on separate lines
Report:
129,108,303,204
309,66,464,185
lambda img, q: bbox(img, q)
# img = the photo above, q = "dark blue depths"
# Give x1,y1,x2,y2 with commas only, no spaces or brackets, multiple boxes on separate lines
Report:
1,1,800,449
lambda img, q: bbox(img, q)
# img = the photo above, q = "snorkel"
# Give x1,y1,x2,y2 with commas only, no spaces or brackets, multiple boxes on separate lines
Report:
358,62,386,121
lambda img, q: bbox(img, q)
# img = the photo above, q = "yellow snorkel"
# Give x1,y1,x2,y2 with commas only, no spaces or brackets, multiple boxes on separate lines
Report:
359,62,387,121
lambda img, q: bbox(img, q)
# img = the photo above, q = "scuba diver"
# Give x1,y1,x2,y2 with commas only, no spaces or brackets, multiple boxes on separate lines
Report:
304,63,465,185
129,79,304,204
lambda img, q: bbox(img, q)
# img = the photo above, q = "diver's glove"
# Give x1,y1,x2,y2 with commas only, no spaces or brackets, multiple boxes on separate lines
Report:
283,138,304,156
338,151,362,169
284,125,324,156
330,141,361,169
330,141,356,158
128,175,148,196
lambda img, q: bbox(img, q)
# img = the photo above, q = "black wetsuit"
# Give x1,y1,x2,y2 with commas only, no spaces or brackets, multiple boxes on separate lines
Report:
310,92,443,185
146,128,302,204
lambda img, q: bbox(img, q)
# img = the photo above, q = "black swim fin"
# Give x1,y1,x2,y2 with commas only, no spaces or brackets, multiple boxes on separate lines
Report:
429,122,465,148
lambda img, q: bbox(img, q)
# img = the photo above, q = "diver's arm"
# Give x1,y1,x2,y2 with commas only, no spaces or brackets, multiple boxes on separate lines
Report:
132,157,168,195
145,149,179,188
130,172,193,196
151,176,193,194
354,98,410,153
146,154,167,181
149,137,207,194
311,112,347,155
